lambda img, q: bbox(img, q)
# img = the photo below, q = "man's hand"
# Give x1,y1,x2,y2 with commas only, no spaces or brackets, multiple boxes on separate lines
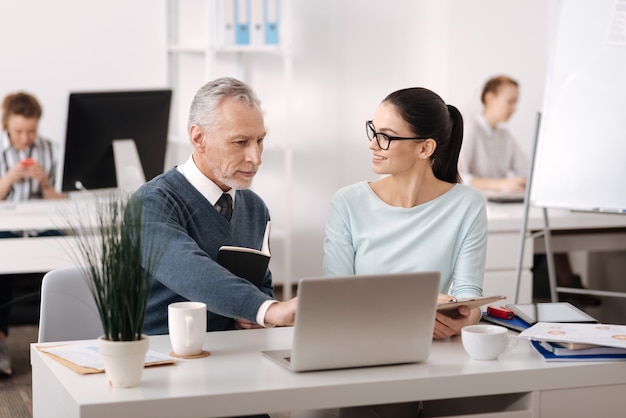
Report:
264,297,297,327
235,318,263,329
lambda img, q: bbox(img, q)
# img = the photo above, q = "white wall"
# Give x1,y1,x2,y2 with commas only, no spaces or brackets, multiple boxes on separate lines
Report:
0,0,168,149
1,0,559,285
282,0,559,280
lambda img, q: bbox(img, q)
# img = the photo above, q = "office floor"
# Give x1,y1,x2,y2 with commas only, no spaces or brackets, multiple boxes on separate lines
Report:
0,324,35,418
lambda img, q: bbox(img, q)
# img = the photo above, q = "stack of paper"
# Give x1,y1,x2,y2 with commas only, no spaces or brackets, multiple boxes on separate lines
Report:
519,322,626,362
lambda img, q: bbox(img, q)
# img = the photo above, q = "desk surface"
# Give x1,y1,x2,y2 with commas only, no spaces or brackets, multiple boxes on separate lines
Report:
31,326,626,418
0,196,91,231
0,197,98,274
486,202,626,232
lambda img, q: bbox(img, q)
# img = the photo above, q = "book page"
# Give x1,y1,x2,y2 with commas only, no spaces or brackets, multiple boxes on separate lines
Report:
218,220,271,256
261,220,271,255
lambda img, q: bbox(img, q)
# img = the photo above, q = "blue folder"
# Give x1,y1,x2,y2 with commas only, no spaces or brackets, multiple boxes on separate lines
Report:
480,312,531,332
235,0,251,45
530,340,626,362
264,0,279,45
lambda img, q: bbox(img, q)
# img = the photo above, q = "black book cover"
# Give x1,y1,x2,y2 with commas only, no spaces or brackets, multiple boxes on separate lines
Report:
216,221,271,288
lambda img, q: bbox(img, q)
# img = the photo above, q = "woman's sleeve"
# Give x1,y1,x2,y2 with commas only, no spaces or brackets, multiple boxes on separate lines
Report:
322,193,356,276
449,200,488,298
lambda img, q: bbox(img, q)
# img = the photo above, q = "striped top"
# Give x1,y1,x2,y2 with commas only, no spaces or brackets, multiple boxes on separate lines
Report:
0,131,57,202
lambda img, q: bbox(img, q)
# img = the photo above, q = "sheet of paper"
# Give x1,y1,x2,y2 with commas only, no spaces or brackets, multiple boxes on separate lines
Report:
519,322,626,349
40,342,175,370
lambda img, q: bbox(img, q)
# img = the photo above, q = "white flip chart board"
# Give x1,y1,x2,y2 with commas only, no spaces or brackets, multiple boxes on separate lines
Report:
530,0,626,213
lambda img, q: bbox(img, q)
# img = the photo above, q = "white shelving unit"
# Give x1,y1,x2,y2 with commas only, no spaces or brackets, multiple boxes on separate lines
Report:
167,0,295,298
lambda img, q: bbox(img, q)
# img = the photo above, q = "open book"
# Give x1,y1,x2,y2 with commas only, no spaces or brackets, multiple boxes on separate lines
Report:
216,221,271,288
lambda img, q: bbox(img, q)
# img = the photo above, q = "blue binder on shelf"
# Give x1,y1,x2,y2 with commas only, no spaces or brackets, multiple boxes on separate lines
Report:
235,0,251,45
264,0,280,45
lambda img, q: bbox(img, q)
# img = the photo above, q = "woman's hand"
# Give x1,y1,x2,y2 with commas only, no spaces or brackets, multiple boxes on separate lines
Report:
498,176,526,192
438,293,456,304
22,161,49,187
433,306,481,339
4,164,25,185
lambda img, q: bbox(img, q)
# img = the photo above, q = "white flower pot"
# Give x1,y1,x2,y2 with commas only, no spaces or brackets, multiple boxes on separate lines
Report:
97,335,149,388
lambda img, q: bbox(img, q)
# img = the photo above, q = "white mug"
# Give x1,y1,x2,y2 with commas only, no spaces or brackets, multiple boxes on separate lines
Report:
168,301,207,356
461,324,518,361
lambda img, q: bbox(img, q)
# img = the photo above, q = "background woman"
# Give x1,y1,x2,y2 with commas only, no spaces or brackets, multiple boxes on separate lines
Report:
459,75,598,306
459,75,528,192
0,92,64,376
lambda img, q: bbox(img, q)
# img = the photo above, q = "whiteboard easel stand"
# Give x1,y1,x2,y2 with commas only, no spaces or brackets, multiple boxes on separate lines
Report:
513,114,626,303
513,113,561,303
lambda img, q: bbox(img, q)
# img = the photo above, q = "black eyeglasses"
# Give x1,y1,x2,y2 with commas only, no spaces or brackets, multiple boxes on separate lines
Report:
366,120,426,150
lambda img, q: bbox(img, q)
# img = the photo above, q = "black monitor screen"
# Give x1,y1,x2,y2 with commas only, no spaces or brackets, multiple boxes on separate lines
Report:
62,89,172,192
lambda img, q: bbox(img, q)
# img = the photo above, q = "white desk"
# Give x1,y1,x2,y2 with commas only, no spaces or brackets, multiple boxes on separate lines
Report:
0,198,92,274
483,202,626,305
31,326,626,418
4,198,626,298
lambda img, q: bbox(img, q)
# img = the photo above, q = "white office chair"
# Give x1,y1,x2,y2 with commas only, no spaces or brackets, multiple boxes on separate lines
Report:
37,266,104,343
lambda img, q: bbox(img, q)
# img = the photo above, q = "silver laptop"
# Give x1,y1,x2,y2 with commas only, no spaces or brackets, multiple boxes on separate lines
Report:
262,271,441,372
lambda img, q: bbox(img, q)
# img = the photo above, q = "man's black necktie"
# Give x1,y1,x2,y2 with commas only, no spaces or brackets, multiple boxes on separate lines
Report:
215,193,233,221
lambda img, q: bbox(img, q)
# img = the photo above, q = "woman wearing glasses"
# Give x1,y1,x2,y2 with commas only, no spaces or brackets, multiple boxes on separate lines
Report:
323,87,487,340
294,88,486,418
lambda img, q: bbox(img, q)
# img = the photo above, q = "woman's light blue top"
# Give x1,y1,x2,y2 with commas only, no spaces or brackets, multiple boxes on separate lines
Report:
323,181,487,298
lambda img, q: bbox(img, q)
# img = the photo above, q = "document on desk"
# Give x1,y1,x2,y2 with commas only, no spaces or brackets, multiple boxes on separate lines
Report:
38,342,176,374
519,322,626,350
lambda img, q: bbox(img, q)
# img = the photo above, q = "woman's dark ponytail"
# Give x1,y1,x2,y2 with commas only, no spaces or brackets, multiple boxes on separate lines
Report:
431,104,463,183
384,87,463,183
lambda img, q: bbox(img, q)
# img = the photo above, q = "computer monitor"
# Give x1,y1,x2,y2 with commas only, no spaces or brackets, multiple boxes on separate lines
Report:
61,89,172,192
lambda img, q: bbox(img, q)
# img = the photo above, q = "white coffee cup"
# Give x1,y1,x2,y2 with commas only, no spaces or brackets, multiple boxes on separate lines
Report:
168,301,207,356
461,324,518,361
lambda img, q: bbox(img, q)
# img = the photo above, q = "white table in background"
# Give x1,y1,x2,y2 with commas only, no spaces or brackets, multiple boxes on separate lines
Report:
0,197,93,275
4,198,626,300
484,202,626,304
31,326,626,418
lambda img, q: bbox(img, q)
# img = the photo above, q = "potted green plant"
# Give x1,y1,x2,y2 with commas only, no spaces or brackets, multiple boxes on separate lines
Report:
69,192,162,388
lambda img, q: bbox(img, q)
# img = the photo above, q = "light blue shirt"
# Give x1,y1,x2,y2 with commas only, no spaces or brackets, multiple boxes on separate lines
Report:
323,181,487,298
